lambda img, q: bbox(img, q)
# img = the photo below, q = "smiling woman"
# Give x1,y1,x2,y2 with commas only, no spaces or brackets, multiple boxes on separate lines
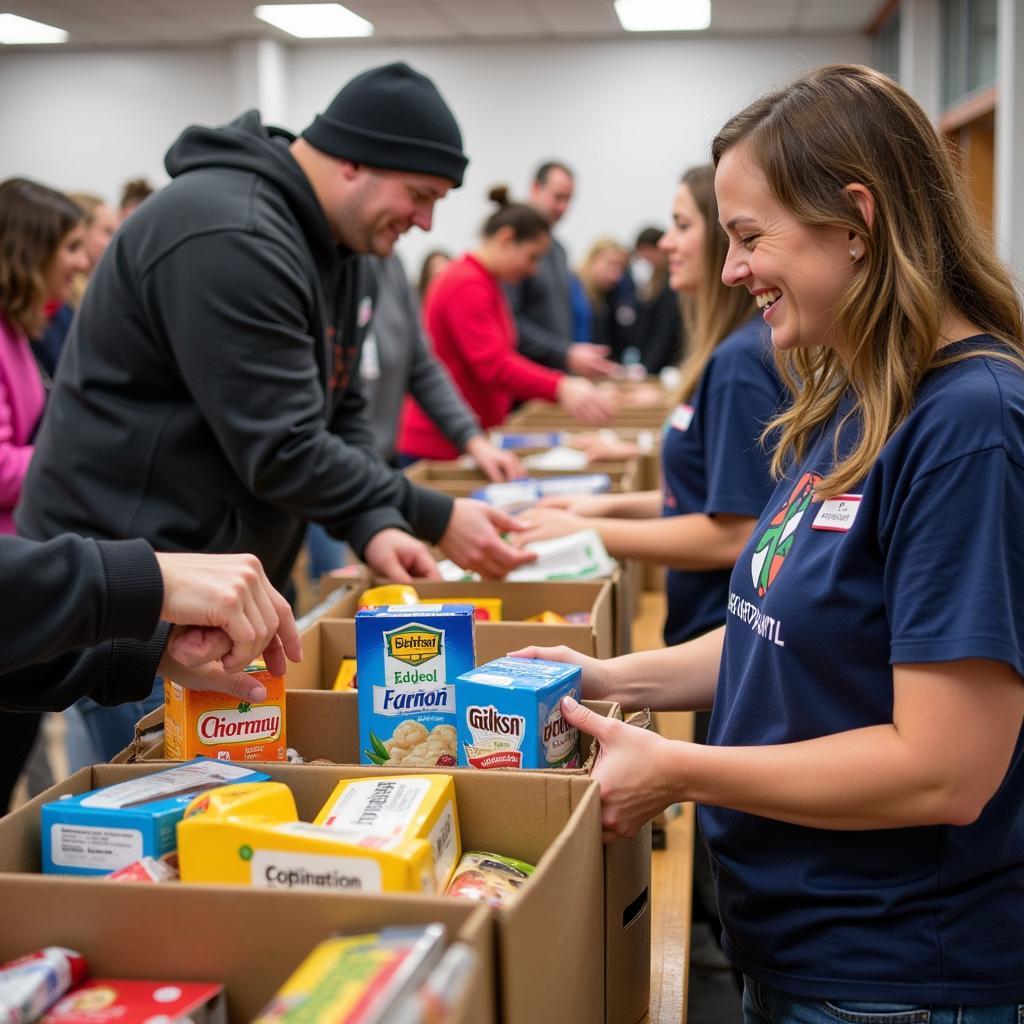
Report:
512,63,1024,1024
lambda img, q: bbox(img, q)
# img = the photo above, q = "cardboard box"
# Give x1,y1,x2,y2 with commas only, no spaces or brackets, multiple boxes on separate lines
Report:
403,458,640,497
294,569,367,633
503,397,672,431
40,759,272,875
114,690,651,1023
0,872,493,1024
321,577,616,662
0,764,602,1024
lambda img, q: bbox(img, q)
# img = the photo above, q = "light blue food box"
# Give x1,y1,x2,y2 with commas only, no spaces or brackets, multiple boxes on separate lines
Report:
356,605,475,768
41,757,271,876
471,474,611,513
455,657,582,770
492,431,566,450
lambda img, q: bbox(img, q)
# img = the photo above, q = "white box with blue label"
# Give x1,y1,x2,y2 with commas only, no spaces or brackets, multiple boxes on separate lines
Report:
356,604,475,769
40,757,270,876
455,657,582,770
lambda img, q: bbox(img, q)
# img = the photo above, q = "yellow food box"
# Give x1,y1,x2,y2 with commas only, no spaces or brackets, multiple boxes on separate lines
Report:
419,596,503,622
253,926,446,1024
331,659,358,691
314,774,460,893
164,662,287,762
177,776,459,894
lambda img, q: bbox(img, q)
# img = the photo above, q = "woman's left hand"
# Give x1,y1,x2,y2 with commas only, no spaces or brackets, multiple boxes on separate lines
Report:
560,695,680,842
511,507,588,546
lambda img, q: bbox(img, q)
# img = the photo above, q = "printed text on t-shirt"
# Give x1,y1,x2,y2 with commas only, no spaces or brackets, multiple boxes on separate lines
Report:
728,591,785,647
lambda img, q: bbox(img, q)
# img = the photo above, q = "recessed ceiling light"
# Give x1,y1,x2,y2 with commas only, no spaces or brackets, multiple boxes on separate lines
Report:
614,0,711,32
0,13,69,44
254,3,373,38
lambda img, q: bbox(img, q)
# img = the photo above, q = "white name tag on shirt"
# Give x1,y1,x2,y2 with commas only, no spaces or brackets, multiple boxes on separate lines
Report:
811,494,862,532
670,404,694,432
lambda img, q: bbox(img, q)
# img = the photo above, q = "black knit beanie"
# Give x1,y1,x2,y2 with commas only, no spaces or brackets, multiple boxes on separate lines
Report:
302,62,468,188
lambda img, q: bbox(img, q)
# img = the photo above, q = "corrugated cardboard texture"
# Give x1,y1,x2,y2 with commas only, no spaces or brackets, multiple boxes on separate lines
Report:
0,764,603,1024
318,577,616,661
0,876,493,1024
404,458,640,496
115,689,619,769
114,691,653,1022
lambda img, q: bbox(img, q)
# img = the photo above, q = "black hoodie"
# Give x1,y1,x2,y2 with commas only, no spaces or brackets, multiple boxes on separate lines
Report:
17,112,453,589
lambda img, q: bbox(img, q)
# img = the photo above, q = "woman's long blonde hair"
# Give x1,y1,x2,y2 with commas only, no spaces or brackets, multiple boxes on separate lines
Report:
676,165,757,402
577,238,628,306
712,64,1024,497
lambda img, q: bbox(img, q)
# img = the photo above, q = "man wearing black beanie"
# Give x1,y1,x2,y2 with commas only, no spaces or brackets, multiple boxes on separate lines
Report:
19,62,536,757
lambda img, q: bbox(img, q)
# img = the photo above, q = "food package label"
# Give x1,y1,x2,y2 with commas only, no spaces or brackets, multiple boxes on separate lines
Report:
314,774,460,893
164,666,287,763
41,759,270,875
177,777,455,894
356,606,474,768
456,657,582,770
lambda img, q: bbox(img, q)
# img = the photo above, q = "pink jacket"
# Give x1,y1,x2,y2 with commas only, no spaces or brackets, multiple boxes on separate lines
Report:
0,315,45,534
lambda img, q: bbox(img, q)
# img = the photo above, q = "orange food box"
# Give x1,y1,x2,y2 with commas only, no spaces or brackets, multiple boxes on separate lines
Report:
164,664,287,762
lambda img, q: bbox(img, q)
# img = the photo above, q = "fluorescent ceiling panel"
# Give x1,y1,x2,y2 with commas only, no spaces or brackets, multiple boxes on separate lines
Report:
614,0,711,32
254,3,373,38
0,13,69,44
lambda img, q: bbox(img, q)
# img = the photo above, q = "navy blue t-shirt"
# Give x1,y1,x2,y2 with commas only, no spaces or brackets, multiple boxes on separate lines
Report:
662,315,783,645
700,338,1024,1003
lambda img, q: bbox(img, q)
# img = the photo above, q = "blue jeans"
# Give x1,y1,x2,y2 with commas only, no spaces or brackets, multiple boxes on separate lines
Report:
743,977,1024,1024
305,523,347,582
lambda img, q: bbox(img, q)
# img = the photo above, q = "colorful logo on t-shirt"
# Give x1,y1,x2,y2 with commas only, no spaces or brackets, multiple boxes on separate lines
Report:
750,472,820,596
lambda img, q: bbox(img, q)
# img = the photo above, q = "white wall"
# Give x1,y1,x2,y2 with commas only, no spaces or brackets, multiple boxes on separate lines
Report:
0,47,234,204
0,33,870,273
288,36,871,275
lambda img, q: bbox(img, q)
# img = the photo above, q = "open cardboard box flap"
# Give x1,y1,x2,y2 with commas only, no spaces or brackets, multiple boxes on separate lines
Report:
0,764,604,1024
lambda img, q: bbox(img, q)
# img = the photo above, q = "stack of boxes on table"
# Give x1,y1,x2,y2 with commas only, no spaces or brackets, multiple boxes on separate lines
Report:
2,383,668,1024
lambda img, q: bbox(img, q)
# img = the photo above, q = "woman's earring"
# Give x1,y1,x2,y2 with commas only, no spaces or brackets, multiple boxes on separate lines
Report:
850,248,859,260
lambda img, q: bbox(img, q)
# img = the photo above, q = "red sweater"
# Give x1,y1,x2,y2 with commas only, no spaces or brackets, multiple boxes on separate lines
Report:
398,254,562,460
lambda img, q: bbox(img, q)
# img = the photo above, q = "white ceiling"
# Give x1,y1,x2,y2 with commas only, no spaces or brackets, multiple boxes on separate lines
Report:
2,0,888,50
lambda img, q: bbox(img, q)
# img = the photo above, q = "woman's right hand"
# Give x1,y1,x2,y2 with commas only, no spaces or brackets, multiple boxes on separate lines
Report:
535,493,613,516
507,644,616,703
557,376,617,427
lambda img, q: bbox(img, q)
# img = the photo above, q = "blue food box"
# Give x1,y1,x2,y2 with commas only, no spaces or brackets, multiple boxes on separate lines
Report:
356,604,475,768
455,656,582,770
493,431,566,450
471,474,611,513
41,757,271,875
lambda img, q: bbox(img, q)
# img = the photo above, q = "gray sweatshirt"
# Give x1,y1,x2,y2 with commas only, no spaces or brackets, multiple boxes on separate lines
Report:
505,236,572,370
361,254,481,460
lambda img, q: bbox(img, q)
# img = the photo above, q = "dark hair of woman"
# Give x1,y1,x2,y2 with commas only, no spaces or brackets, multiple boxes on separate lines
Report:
482,185,549,242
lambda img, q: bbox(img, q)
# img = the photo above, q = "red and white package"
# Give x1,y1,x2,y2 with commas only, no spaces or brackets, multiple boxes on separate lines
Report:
0,948,88,1024
40,980,225,1024
107,856,178,884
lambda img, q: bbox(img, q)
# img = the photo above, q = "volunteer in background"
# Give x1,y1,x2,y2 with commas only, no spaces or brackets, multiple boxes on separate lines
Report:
18,63,535,763
632,225,684,374
306,250,523,581
508,161,619,379
571,237,638,364
522,64,1024,1020
417,248,451,298
515,163,779,985
35,191,119,376
0,178,87,808
516,164,779,654
0,537,299,810
117,177,154,222
397,186,617,463
363,252,523,477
